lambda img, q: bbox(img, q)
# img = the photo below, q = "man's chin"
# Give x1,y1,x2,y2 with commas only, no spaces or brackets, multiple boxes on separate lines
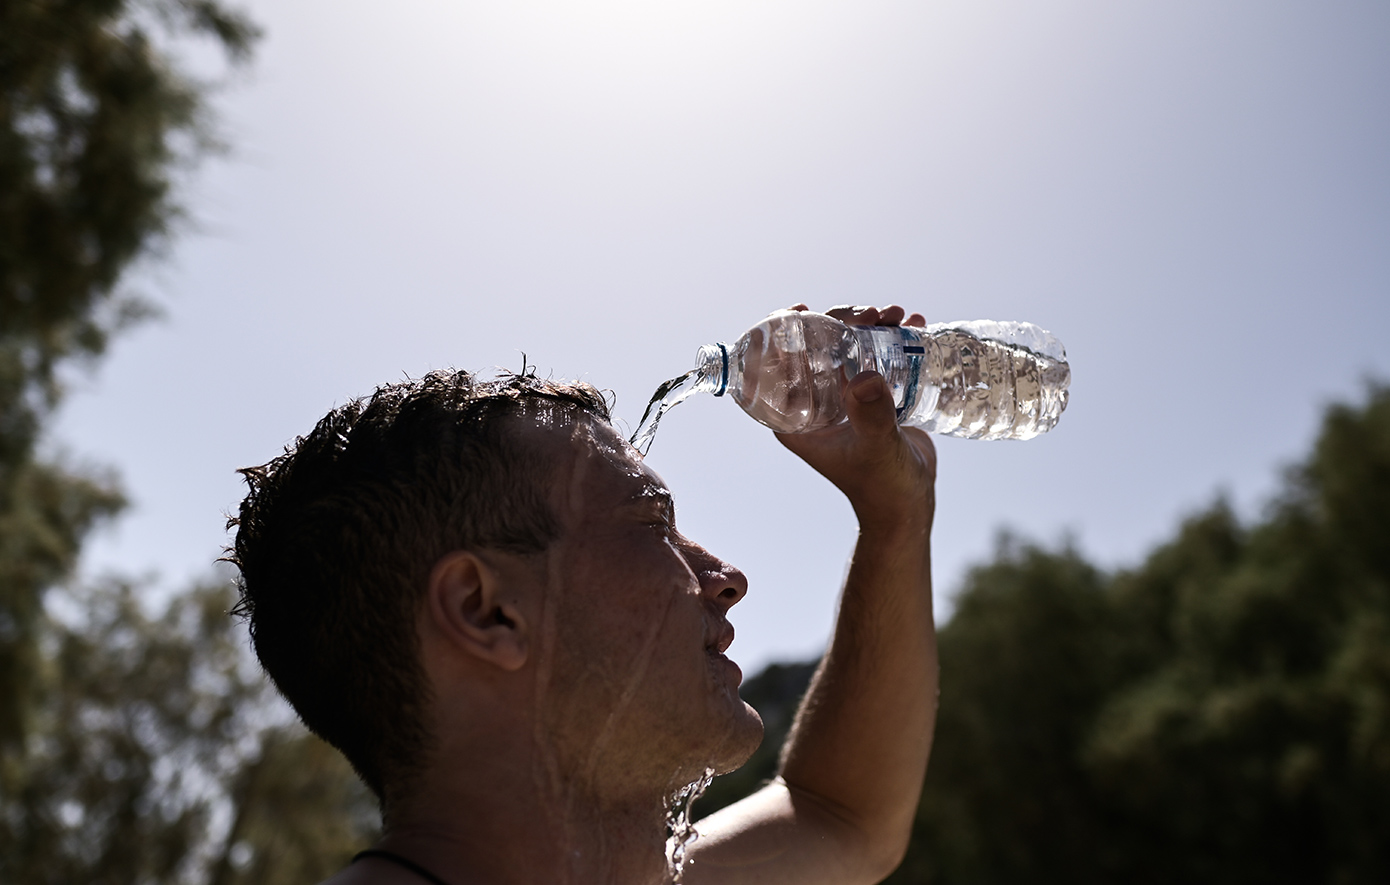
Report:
709,701,765,776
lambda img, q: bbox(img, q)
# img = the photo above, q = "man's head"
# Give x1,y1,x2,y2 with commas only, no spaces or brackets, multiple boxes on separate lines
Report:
228,370,611,803
229,369,762,815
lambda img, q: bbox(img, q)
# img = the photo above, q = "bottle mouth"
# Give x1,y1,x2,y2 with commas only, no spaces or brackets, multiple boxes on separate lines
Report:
697,343,729,397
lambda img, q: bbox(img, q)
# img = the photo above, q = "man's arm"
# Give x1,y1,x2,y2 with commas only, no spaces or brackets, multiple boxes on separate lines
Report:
687,305,939,885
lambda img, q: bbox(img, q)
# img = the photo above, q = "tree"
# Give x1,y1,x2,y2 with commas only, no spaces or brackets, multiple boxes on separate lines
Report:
700,384,1390,884
898,384,1390,884
1,3,382,879
1,579,377,884
886,539,1130,885
1,0,257,766
1085,386,1390,883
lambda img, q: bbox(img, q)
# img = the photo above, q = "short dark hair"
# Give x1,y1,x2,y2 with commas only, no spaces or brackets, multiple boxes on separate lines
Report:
227,370,611,806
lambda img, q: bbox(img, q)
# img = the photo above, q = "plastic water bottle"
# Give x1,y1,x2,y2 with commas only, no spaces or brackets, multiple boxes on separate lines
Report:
690,309,1070,440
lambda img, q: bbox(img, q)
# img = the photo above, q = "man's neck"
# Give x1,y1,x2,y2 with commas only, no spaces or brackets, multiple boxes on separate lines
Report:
376,753,676,885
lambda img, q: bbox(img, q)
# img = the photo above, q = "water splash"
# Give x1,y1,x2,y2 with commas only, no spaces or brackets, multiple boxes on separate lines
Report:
630,368,704,457
665,767,716,883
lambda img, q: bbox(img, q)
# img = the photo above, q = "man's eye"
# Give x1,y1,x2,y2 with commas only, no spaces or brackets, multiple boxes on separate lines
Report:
648,517,676,536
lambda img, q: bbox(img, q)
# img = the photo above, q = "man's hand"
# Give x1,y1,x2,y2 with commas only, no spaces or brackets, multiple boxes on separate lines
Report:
686,304,940,885
774,304,937,536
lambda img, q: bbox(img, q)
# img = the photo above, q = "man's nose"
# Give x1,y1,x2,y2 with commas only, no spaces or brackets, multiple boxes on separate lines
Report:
688,543,748,608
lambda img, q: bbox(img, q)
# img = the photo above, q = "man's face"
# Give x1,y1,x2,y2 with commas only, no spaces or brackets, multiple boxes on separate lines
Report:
524,413,764,793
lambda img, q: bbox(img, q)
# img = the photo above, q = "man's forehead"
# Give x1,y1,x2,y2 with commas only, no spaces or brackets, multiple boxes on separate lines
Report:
516,409,671,510
575,425,671,503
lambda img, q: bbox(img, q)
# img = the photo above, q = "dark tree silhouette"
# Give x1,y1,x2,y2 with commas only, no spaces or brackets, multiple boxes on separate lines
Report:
704,385,1390,885
1,0,258,757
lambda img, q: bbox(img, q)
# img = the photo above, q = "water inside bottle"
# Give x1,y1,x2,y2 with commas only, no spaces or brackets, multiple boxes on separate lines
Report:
906,325,1070,440
665,766,716,883
731,314,857,434
630,368,706,456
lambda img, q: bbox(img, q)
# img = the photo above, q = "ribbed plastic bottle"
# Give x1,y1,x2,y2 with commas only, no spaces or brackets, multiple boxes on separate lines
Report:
690,309,1071,440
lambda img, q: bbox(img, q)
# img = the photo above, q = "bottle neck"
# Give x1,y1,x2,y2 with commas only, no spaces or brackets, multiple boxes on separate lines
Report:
696,343,729,397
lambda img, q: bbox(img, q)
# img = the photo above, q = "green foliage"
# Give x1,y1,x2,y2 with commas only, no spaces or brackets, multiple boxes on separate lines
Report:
896,541,1126,884
0,4,378,881
4,9,1387,877
1,0,258,754
705,384,1390,884
1078,386,1390,884
0,0,258,451
208,733,380,885
0,459,124,757
0,581,377,885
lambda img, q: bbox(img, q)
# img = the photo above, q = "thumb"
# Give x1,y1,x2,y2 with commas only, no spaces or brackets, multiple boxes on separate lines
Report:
844,372,898,438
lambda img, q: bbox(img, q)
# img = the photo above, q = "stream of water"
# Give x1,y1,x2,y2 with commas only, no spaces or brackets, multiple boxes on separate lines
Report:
630,368,706,456
665,766,716,883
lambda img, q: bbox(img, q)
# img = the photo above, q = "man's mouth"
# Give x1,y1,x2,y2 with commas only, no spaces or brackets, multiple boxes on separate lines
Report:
707,620,735,656
705,618,743,685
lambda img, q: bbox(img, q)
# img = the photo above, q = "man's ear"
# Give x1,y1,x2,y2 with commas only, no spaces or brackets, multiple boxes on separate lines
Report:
426,551,529,672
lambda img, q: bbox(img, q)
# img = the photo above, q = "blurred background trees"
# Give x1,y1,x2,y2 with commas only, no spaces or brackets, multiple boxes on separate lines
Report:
2,2,1386,883
1,2,375,882
6,581,375,884
700,384,1390,884
1,0,255,768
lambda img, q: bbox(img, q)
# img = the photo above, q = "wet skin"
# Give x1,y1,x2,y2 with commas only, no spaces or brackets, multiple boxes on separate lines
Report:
342,415,768,885
529,415,765,797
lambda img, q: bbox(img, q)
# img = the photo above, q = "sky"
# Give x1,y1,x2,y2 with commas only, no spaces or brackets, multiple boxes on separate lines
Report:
53,0,1390,673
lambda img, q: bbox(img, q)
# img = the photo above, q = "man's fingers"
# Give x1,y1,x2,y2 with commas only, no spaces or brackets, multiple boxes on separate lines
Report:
878,305,906,326
823,304,925,329
827,305,881,326
844,372,898,438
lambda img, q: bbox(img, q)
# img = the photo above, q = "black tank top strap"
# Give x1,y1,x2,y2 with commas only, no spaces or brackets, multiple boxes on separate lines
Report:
351,848,454,885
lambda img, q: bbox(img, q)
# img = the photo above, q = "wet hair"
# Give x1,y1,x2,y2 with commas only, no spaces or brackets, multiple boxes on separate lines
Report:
227,369,611,807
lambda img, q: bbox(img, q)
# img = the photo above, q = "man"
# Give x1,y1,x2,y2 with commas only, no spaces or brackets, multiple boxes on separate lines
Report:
229,304,939,885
